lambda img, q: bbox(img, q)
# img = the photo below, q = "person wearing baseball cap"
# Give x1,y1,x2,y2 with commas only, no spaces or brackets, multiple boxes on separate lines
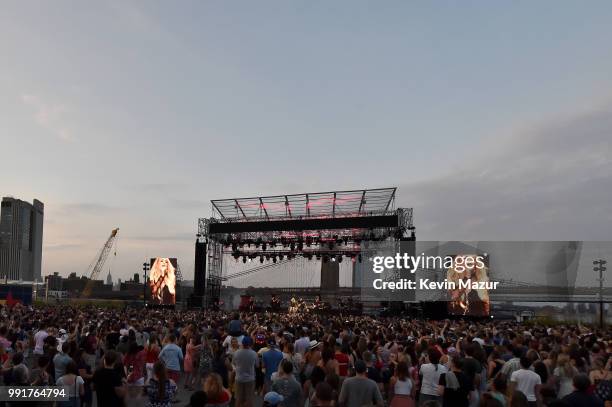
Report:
233,336,259,407
263,391,284,407
242,336,253,347
262,338,283,391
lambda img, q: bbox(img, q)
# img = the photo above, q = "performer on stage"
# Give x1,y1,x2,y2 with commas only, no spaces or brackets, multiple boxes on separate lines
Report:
248,295,255,312
270,294,281,311
149,258,177,305
314,295,322,311
298,297,307,313
447,254,490,316
290,296,298,313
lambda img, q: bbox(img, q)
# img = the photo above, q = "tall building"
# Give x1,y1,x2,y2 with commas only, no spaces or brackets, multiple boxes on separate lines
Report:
0,197,44,281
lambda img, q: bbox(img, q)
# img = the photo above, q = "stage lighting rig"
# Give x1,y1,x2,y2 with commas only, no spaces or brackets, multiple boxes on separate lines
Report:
200,188,414,308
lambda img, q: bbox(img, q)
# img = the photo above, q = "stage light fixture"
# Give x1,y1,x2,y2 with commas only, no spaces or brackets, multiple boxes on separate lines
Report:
279,254,284,260
323,255,329,263
273,257,277,263
260,255,264,263
338,255,343,263
242,256,247,263
331,256,336,262
358,254,362,262
248,257,252,262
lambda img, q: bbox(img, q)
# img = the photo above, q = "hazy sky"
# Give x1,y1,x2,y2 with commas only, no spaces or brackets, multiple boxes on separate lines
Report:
1,1,611,282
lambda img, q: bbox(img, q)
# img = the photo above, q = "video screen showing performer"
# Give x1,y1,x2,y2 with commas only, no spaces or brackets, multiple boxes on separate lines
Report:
447,254,490,317
149,257,177,305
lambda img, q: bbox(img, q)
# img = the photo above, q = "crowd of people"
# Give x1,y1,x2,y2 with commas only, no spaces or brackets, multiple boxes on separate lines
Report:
0,303,610,407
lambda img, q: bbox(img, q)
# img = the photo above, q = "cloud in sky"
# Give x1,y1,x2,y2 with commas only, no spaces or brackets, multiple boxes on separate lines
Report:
21,93,75,142
402,104,612,241
4,2,612,283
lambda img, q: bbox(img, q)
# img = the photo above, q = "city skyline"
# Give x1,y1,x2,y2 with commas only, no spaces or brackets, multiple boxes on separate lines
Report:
1,2,611,281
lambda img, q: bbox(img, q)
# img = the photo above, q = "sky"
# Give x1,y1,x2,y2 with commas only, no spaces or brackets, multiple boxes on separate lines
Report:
1,1,611,283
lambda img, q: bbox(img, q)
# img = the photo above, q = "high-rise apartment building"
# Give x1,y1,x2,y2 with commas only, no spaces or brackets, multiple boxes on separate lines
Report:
0,197,44,281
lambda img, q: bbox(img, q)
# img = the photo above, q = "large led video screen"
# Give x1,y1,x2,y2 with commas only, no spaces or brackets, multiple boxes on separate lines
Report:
446,254,490,317
149,257,177,305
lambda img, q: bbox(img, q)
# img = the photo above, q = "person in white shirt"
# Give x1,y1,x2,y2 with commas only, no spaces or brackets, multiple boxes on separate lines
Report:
223,333,244,352
57,328,68,352
510,357,541,406
33,326,49,355
294,330,310,356
419,349,447,405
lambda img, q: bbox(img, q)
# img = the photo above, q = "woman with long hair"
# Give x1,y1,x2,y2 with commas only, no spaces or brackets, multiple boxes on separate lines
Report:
197,335,215,388
589,357,611,387
184,335,202,390
204,373,232,407
418,348,446,406
211,340,230,389
553,353,577,398
146,360,177,407
73,349,94,407
389,361,415,407
318,347,339,377
144,334,160,385
124,342,146,385
310,382,335,407
488,349,505,380
56,361,84,407
281,342,302,381
149,258,177,305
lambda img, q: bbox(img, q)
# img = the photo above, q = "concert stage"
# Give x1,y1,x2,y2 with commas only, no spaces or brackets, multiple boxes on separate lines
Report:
190,187,415,309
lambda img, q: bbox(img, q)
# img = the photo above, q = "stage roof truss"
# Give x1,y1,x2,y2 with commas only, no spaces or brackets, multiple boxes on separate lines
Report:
210,187,397,222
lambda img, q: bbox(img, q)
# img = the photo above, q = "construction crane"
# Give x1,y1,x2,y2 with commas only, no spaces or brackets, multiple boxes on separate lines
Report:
81,228,119,298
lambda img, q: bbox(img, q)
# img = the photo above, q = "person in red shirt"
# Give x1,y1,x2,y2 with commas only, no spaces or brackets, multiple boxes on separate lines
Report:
334,341,350,378
204,373,232,407
144,334,160,384
124,342,146,385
